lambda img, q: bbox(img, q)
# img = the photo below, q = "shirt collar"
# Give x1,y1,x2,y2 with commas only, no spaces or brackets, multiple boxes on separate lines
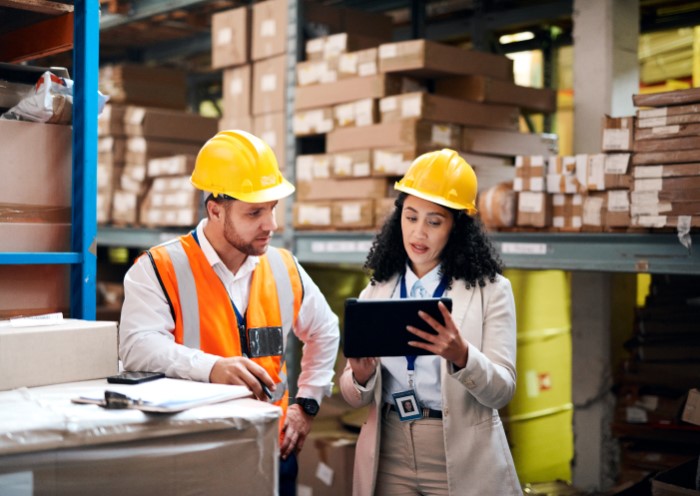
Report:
196,219,260,276
404,263,442,294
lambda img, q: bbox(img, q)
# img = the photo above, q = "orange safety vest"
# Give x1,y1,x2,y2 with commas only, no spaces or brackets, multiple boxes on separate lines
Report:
145,232,303,433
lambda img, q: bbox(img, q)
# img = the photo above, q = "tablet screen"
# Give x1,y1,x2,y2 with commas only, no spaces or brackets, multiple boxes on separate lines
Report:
343,297,453,358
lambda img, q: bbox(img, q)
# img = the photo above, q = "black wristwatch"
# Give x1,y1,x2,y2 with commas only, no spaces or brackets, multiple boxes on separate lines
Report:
295,397,320,417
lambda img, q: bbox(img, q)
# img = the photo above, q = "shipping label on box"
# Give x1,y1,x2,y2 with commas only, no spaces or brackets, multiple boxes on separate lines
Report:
582,194,605,227
295,155,333,181
338,48,378,79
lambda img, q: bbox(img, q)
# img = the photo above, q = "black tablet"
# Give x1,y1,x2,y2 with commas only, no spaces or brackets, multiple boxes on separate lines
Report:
343,297,453,358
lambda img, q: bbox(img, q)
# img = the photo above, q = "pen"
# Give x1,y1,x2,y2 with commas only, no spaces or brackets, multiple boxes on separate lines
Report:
242,353,273,400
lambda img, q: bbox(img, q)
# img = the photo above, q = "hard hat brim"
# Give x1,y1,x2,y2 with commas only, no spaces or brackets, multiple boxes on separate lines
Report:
395,184,478,215
193,177,295,204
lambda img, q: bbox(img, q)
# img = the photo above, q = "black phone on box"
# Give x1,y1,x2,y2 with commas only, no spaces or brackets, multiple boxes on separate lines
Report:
106,371,165,385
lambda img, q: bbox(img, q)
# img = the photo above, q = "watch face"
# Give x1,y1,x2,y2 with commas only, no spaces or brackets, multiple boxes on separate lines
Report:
298,398,319,416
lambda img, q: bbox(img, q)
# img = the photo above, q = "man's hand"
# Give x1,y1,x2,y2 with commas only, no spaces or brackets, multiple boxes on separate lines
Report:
280,404,313,460
348,357,378,387
209,356,276,401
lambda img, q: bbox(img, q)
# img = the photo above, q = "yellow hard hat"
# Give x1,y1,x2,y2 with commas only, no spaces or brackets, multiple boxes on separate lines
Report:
190,130,295,203
395,149,478,215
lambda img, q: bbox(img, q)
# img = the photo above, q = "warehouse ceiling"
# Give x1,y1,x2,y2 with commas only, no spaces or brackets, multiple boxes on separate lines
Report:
4,0,700,71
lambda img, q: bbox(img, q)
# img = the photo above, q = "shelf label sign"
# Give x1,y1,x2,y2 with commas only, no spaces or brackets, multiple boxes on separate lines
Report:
310,240,373,253
500,242,548,255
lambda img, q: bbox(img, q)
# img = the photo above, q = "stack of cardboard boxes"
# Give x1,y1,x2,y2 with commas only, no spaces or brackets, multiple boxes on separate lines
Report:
293,34,557,231
631,87,700,230
513,116,635,231
97,64,217,226
511,86,700,233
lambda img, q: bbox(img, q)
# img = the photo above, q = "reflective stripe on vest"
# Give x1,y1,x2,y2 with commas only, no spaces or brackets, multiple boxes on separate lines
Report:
164,244,296,359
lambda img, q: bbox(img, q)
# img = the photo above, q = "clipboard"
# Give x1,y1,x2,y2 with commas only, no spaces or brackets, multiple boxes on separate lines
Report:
343,297,452,358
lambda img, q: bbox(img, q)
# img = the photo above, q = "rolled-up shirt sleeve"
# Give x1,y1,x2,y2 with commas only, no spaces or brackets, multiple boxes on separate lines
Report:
292,262,341,403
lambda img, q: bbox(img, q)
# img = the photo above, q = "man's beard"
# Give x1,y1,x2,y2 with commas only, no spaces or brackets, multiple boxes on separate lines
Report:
223,222,269,257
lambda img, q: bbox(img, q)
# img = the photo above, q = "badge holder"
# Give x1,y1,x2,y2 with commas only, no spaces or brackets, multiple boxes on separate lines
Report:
391,390,422,422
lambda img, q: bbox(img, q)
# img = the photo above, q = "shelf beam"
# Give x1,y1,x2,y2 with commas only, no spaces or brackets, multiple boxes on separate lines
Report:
0,253,82,264
0,12,73,62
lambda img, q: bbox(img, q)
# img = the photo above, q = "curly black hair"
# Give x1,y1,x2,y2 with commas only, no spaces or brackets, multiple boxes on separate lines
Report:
364,193,503,289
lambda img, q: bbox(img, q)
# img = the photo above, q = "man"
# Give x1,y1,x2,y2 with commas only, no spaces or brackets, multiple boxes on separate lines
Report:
119,130,340,496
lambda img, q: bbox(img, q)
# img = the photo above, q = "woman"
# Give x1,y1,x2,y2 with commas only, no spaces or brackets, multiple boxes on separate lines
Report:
339,149,521,496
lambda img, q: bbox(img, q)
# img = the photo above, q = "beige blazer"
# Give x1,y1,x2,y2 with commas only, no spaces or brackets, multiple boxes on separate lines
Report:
339,274,521,496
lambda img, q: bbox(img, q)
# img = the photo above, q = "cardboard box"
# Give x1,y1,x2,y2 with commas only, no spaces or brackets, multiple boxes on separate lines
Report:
140,176,201,227
1,120,71,208
635,122,700,141
219,115,253,132
295,74,401,110
332,150,372,178
0,319,118,391
99,64,187,110
637,113,700,129
378,40,513,81
380,92,519,130
99,136,127,164
223,64,252,118
435,75,555,113
516,191,551,228
326,119,459,153
0,381,279,495
632,215,700,229
633,87,700,107
601,115,634,152
98,104,126,137
297,433,357,496
0,222,71,252
634,135,700,153
147,154,196,177
211,6,249,69
125,137,201,166
546,173,581,194
251,0,287,61
0,265,69,319
293,108,334,136
252,55,286,116
461,127,557,156
630,200,700,217
123,106,217,143
254,111,287,169
332,199,374,229
296,154,333,181
552,194,582,232
306,32,383,61
293,201,332,229
477,182,516,229
514,155,546,192
296,177,390,201
605,190,631,228
638,102,700,120
296,58,339,87
582,193,606,229
333,98,378,128
338,48,378,79
111,189,140,225
633,163,700,179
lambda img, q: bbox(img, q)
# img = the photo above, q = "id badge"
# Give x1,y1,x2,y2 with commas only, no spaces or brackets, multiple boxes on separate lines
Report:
391,390,422,422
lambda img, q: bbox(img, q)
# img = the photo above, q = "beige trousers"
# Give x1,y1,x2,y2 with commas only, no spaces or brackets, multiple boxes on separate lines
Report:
374,408,449,496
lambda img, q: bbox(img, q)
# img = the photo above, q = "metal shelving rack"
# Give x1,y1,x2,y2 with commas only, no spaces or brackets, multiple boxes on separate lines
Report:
0,1,99,319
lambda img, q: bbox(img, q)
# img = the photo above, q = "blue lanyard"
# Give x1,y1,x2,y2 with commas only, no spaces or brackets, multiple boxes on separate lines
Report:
400,272,448,378
192,228,248,355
